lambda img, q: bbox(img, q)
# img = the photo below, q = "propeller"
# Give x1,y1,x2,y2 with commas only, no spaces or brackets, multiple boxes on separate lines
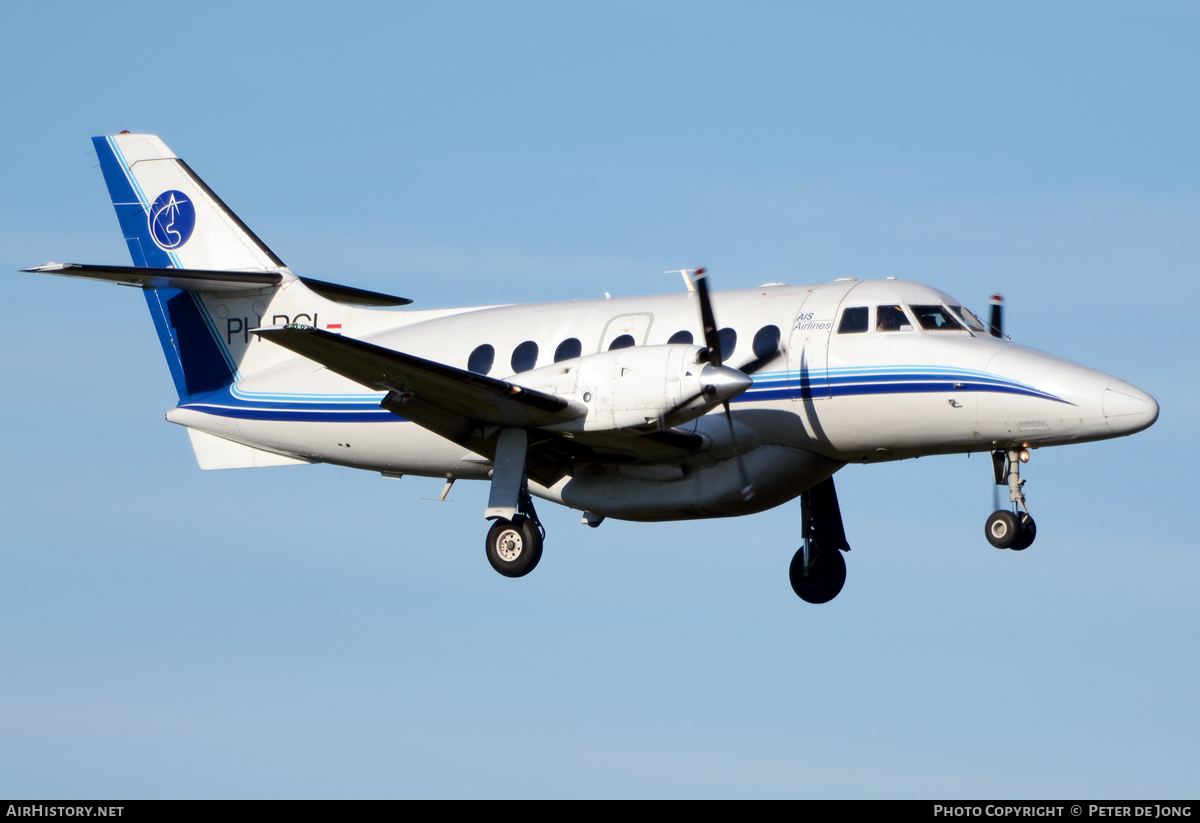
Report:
694,269,755,501
736,327,784,375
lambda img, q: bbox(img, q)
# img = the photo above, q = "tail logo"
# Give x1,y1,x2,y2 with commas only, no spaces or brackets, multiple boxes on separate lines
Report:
148,190,196,250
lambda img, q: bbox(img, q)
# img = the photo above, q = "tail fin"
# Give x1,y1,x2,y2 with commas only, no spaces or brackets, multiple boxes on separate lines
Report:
93,133,286,399
93,133,284,271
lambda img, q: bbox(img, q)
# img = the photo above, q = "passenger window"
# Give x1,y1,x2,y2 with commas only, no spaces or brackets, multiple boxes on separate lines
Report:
609,334,635,350
876,305,912,332
467,344,495,375
838,307,868,334
950,305,987,333
554,338,582,362
511,340,539,373
752,325,781,358
910,305,966,331
667,330,693,345
718,328,737,361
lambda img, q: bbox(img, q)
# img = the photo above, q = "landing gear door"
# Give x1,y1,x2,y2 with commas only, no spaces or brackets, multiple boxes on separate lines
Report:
788,282,858,400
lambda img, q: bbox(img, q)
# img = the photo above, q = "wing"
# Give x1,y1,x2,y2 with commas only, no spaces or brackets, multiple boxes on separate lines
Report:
255,325,590,485
256,326,705,486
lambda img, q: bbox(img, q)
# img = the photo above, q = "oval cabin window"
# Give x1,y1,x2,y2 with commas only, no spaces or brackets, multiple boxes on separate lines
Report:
511,340,539,373
554,338,582,362
467,344,495,375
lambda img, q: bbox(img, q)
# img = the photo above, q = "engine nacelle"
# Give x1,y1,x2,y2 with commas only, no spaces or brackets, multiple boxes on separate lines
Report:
513,344,750,432
537,445,844,521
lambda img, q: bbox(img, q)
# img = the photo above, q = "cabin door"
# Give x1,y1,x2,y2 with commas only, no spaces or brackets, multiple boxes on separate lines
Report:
788,282,858,400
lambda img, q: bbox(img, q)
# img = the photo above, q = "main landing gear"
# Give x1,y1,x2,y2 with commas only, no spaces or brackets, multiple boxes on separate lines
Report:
790,477,850,604
483,428,547,578
985,448,1037,551
485,490,546,577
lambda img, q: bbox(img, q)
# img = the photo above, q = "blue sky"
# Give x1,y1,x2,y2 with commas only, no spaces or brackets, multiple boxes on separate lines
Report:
1,1,1196,798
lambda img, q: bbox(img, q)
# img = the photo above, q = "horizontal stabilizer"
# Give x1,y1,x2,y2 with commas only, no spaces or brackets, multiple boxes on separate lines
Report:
255,325,586,436
24,264,413,306
24,263,281,292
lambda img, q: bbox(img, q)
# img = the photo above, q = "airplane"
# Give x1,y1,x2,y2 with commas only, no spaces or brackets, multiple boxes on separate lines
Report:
25,133,1160,604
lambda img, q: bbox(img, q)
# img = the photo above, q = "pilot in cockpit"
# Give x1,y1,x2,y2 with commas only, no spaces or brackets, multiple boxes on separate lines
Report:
876,305,908,332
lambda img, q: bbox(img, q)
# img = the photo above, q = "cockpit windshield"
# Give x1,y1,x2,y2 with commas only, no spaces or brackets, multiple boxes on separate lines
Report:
949,305,987,333
910,305,966,331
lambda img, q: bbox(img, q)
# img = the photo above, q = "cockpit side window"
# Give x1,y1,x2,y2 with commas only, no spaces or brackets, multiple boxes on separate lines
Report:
838,307,868,334
876,305,912,332
950,305,987,333
910,304,966,331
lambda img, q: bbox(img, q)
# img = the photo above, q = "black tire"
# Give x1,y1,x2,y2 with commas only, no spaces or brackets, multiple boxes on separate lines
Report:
789,546,847,604
985,510,1019,549
485,516,543,578
1010,514,1036,551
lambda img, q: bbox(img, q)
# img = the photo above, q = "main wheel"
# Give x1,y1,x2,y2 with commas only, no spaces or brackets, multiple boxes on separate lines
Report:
985,510,1019,549
789,546,847,604
1009,513,1037,551
485,516,543,578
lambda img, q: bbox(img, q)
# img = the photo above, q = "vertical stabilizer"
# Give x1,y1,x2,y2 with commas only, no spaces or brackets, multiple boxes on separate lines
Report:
92,133,287,399
93,133,284,272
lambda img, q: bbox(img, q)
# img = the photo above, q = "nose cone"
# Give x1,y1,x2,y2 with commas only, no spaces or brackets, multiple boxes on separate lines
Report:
1103,381,1159,436
701,364,753,405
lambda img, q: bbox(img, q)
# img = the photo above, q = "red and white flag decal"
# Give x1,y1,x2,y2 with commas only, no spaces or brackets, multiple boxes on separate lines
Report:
326,323,342,331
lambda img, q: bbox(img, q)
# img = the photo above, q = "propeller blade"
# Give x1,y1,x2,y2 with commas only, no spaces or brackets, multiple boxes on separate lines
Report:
736,349,782,376
988,292,1004,339
734,322,784,375
695,269,754,500
723,401,755,501
694,269,723,366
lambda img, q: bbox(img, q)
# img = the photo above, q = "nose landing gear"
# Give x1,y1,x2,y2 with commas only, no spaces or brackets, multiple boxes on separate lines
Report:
986,449,1037,550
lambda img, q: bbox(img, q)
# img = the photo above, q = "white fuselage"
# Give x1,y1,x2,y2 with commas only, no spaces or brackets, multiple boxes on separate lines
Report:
165,276,1158,522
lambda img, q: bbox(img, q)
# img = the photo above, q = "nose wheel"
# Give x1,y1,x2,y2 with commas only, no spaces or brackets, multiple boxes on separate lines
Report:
986,449,1037,550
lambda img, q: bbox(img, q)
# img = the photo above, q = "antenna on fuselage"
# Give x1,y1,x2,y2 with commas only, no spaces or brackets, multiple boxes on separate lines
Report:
665,269,698,292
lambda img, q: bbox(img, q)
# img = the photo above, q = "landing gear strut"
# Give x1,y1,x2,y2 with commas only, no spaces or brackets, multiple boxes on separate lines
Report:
486,488,546,577
483,428,547,577
986,448,1037,550
790,477,850,604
